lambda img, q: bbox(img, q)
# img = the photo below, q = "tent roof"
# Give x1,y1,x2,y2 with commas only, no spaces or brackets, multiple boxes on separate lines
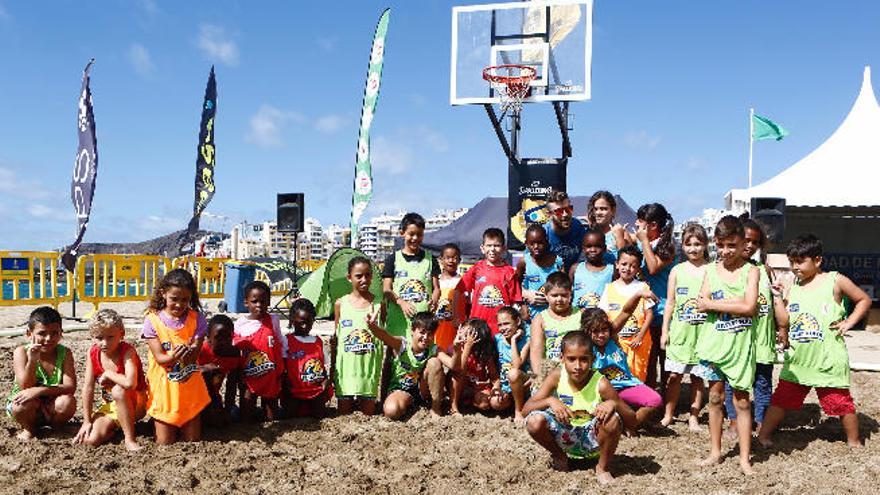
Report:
422,195,637,261
727,66,880,209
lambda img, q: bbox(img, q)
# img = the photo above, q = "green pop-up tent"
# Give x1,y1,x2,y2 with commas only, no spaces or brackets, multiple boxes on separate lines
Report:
297,248,384,319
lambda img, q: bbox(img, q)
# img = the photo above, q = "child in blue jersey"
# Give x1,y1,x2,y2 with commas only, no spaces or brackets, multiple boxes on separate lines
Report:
523,331,627,482
569,229,614,310
516,223,564,322
493,307,531,421
586,190,627,264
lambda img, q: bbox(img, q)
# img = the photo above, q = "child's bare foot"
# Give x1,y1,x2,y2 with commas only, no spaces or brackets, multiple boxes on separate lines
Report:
756,435,773,448
660,415,673,427
124,440,142,452
740,460,755,476
450,408,462,417
513,414,525,426
596,470,615,485
698,454,722,467
723,426,738,441
429,409,443,419
16,430,35,441
847,439,863,448
688,416,702,432
550,454,569,472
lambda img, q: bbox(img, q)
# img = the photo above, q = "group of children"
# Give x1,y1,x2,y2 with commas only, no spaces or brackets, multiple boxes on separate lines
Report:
6,201,871,484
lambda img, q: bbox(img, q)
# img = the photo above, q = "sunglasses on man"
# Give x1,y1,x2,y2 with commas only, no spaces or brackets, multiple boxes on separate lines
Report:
548,205,573,218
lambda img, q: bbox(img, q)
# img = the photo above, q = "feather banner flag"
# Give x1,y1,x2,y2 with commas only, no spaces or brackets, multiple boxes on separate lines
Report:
350,9,390,248
186,66,218,239
62,59,98,272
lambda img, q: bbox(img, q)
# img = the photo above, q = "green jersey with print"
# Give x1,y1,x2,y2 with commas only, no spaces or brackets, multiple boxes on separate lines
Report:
753,263,778,364
666,263,707,365
542,308,582,362
386,250,433,338
334,295,384,397
389,341,437,391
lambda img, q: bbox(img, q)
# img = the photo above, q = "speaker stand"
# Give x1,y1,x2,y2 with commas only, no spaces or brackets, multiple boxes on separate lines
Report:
270,232,300,319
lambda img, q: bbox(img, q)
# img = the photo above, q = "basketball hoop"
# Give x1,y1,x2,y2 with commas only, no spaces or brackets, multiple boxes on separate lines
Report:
482,64,537,116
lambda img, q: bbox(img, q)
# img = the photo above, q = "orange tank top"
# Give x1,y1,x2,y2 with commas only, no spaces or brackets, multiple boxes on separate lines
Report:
145,311,211,427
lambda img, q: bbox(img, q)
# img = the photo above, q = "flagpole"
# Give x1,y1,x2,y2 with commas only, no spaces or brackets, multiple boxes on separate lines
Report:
748,107,754,188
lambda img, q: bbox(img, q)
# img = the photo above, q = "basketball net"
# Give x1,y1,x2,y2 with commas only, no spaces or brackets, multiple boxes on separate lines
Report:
483,64,537,116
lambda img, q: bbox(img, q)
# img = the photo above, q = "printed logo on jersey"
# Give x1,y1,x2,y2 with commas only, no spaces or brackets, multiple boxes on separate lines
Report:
343,328,376,354
399,370,420,389
607,302,621,311
711,290,725,300
394,270,409,278
500,362,513,387
577,292,601,309
545,328,562,360
789,313,823,343
679,298,707,324
476,276,487,284
714,313,753,333
525,274,541,285
341,319,354,328
676,287,689,296
478,285,505,308
161,341,173,352
167,362,199,382
435,297,453,320
788,303,800,313
559,394,574,406
243,351,276,377
399,279,428,304
618,315,640,337
757,293,770,317
600,365,626,382
300,358,326,384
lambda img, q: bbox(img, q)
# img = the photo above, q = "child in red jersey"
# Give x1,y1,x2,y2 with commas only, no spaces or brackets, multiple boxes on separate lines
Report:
450,318,503,415
198,314,241,426
234,280,286,422
456,228,522,335
284,298,332,418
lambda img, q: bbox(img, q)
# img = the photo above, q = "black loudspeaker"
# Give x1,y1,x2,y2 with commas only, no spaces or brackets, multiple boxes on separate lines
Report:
277,193,304,233
750,197,785,247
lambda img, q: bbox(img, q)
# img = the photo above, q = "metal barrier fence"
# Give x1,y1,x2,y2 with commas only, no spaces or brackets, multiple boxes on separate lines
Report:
0,251,73,307
76,254,170,309
173,256,229,299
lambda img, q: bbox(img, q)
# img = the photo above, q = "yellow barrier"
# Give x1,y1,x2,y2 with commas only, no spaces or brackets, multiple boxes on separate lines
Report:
0,251,73,307
174,256,230,299
76,254,170,309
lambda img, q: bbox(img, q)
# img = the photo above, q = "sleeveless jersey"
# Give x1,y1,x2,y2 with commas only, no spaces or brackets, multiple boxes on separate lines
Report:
666,262,708,365
600,280,649,339
572,262,613,310
638,241,675,317
234,315,284,399
89,342,147,404
334,295,384,397
387,250,434,338
8,344,68,401
434,276,464,353
556,368,602,428
541,308,582,362
781,272,850,388
593,339,642,390
286,335,328,399
694,262,756,390
604,230,619,264
753,263,778,365
145,311,210,427
389,341,437,392
522,254,564,320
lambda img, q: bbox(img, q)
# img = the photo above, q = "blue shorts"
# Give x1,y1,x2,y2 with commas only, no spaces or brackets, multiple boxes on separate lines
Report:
528,409,601,459
696,360,724,382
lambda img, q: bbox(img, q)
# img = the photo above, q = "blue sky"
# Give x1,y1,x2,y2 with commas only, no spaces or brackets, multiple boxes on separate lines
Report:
1,1,878,250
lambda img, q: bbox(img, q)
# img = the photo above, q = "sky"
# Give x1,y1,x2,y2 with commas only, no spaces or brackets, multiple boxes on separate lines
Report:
1,0,879,250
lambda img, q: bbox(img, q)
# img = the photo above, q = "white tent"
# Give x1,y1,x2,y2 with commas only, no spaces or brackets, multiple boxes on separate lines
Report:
726,66,880,211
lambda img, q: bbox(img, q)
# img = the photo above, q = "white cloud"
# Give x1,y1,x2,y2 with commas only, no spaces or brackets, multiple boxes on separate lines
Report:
0,4,9,20
685,156,708,171
138,214,183,234
317,36,337,52
623,130,661,150
245,104,305,147
314,114,348,134
196,24,239,66
0,166,51,200
27,204,71,221
138,0,159,16
371,136,413,175
414,126,449,152
128,43,155,76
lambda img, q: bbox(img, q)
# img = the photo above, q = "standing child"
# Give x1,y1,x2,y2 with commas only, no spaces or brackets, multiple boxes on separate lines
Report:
570,229,614,310
530,272,581,377
198,314,241,426
523,331,626,483
435,243,466,354
142,269,211,445
516,223,564,322
333,257,385,415
8,307,76,441
599,245,655,382
456,228,522,335
494,307,531,421
450,318,502,415
758,234,870,448
586,190,627,263
383,213,441,338
660,224,711,430
694,216,760,474
234,280,286,422
365,311,451,419
74,309,147,451
284,298,332,418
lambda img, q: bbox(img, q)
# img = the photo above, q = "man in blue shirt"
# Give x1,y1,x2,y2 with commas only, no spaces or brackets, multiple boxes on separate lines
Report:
542,190,586,271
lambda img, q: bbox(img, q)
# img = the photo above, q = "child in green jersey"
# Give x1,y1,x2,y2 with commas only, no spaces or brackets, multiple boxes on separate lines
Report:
333,256,385,415
8,307,77,441
758,234,870,448
523,331,626,483
694,216,760,475
365,311,453,419
530,272,581,381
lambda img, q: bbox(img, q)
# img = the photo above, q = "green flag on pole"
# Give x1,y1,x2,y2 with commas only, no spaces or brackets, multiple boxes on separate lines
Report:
752,114,789,141
350,9,390,248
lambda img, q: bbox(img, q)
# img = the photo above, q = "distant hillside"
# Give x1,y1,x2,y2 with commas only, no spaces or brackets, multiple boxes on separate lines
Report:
64,229,228,258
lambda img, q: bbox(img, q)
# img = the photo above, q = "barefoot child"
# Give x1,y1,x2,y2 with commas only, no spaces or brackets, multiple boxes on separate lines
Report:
435,243,466,354
694,216,759,474
74,309,147,450
530,272,581,377
660,224,711,430
8,307,76,441
142,269,211,445
599,245,655,382
198,314,241,425
365,311,450,419
523,331,626,483
758,234,871,448
284,298,332,418
234,280,286,422
516,223,564,322
450,318,502,414
494,307,531,420
333,256,384,415
570,229,614,310
456,228,522,336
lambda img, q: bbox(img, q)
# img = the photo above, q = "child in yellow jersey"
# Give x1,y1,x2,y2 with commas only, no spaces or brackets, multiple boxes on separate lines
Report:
529,272,581,381
599,245,655,382
523,331,628,483
435,243,466,353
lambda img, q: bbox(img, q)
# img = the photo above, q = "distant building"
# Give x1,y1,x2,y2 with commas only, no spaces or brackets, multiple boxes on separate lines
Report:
325,224,351,253
425,208,469,232
675,208,731,258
